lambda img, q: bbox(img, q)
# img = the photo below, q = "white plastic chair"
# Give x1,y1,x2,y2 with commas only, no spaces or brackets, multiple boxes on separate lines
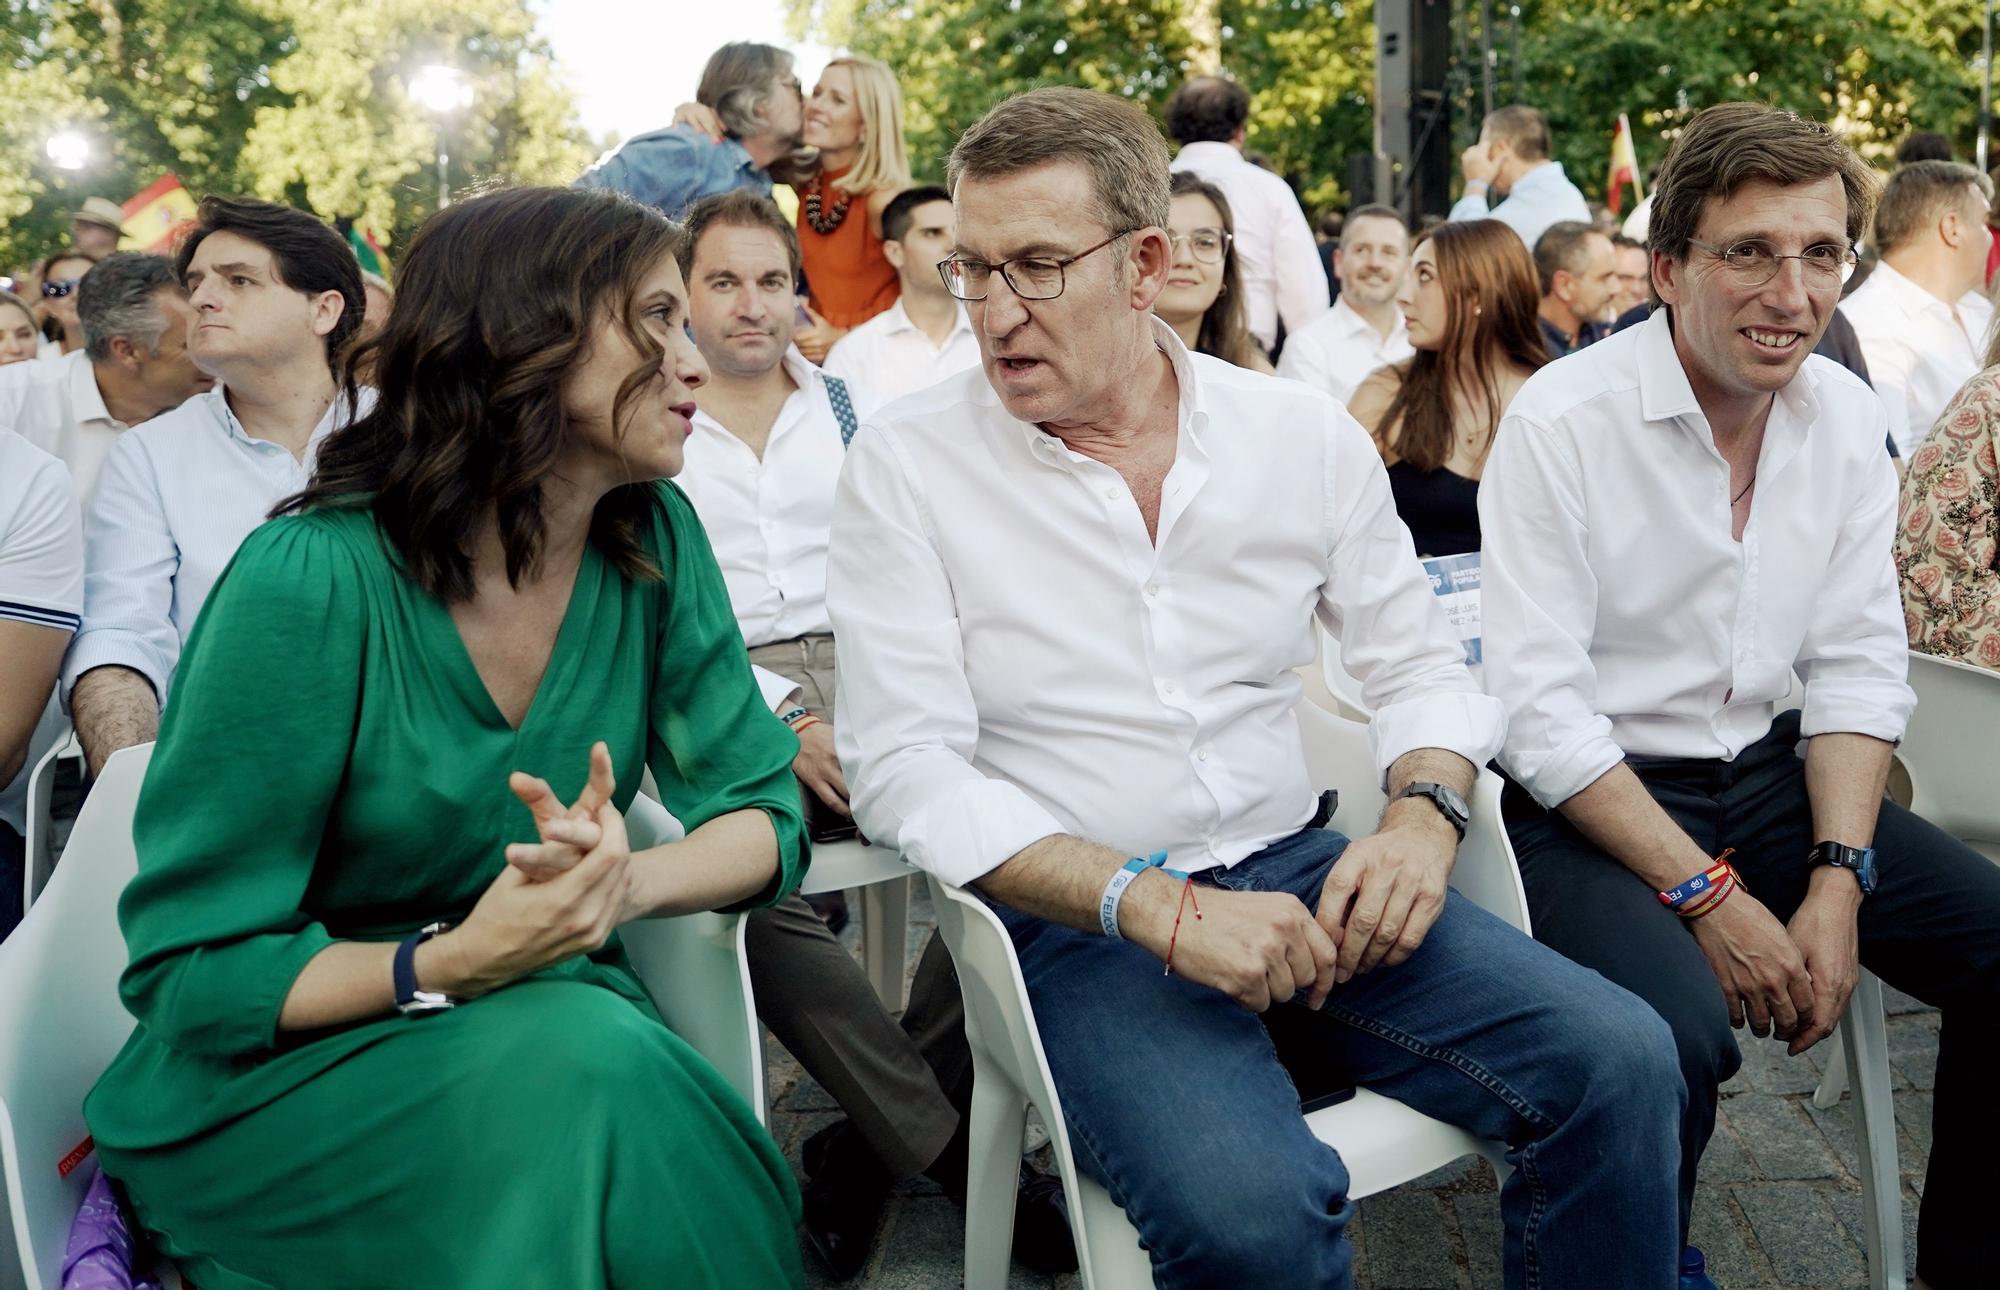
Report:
20,722,77,914
0,741,151,1290
801,840,919,1010
932,702,1526,1289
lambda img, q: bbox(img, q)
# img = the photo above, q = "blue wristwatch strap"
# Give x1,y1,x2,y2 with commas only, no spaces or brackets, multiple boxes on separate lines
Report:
1100,850,1182,939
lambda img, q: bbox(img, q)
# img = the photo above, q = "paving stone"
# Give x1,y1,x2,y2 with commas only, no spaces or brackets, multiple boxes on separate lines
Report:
1352,1191,1460,1288
1406,1154,1480,1190
1825,1183,1920,1283
1723,1093,1842,1180
1733,1182,1866,1288
1698,1107,1761,1184
1450,1193,1503,1289
1735,1035,1826,1095
1885,1014,1938,1091
1801,1094,1861,1180
784,1071,841,1113
1892,1088,1934,1162
1688,1193,1764,1289
1881,983,1927,1015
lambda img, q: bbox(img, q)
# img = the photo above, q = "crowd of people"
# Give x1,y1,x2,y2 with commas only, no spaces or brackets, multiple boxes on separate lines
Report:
2,34,1999,1290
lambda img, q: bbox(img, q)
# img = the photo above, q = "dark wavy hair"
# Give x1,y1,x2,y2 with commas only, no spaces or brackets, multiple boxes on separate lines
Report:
278,186,683,601
1377,219,1547,472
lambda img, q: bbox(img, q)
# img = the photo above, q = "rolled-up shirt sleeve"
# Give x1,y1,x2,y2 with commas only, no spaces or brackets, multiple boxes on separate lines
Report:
1316,409,1506,780
1795,438,1916,742
828,425,1065,887
61,431,180,704
1477,412,1624,807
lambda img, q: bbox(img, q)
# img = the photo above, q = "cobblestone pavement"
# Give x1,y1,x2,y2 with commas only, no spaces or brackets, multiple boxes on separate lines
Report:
770,881,1936,1290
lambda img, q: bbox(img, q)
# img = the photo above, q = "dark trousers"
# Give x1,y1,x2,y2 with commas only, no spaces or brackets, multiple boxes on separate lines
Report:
1503,713,2000,1287
0,820,20,938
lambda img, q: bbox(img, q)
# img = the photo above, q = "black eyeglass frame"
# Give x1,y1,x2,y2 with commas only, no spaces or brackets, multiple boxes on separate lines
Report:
936,227,1144,302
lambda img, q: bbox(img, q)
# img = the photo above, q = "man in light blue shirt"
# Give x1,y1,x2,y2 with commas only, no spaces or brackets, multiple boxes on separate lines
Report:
1448,105,1592,255
575,42,803,220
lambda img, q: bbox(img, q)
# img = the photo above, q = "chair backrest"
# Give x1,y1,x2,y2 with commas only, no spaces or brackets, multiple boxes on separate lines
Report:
0,741,151,1290
1902,650,2000,849
19,718,73,914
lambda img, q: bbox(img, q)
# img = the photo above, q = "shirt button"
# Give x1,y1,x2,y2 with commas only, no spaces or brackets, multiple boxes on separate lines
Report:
1104,486,1119,499
1196,746,1211,762
1162,680,1177,695
1144,582,1160,597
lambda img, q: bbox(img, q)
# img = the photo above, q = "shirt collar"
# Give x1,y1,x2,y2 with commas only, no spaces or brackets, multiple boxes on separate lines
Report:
880,298,974,343
1175,140,1244,169
64,350,120,428
1634,306,1822,437
1863,260,1953,317
1507,161,1570,197
1330,295,1404,345
210,384,371,451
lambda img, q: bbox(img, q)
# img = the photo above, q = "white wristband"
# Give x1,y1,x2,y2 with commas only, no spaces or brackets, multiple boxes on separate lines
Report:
1098,851,1169,938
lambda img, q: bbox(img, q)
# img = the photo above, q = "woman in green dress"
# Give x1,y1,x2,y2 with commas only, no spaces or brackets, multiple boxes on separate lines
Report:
83,185,811,1289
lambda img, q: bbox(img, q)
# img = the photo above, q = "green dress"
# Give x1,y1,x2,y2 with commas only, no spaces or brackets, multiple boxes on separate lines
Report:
83,483,810,1290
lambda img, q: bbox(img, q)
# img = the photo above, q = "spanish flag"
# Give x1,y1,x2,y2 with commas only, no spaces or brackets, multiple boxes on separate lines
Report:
121,175,198,252
1607,114,1644,216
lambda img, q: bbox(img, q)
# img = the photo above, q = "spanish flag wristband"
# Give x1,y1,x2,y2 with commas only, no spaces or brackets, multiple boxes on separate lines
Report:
1657,852,1743,920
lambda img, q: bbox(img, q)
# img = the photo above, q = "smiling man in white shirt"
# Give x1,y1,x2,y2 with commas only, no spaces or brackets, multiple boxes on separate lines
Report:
823,185,979,401
1843,160,1995,456
64,196,367,778
1479,103,2000,1290
673,188,1073,1279
1276,203,1415,404
1164,76,1329,355
831,85,1683,1290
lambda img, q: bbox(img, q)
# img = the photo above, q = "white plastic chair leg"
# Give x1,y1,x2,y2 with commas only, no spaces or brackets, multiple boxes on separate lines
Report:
861,874,911,1010
1813,1035,1849,1109
963,1055,1027,1290
1840,972,1906,1290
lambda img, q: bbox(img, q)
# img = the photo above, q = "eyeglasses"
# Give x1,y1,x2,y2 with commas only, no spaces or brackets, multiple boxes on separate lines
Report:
937,228,1140,302
1167,227,1232,265
40,278,80,299
1687,238,1858,288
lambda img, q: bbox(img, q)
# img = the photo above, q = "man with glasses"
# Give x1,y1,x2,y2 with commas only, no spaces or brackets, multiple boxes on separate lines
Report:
1479,101,2000,1290
831,85,1684,1288
1277,203,1414,404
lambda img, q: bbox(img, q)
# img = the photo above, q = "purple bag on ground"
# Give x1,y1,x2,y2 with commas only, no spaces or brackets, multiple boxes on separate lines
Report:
61,1166,163,1290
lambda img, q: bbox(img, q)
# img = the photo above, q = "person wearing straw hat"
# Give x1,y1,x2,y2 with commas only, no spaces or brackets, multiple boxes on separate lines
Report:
70,197,125,257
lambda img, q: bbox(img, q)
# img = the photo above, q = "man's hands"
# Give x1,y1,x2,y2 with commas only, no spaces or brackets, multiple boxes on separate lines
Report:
1690,890,1816,1043
1780,869,1863,1055
1459,141,1500,188
793,718,850,816
1317,808,1458,983
794,303,846,365
1131,877,1336,1013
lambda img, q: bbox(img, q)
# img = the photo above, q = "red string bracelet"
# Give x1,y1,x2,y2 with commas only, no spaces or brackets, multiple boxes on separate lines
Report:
1163,875,1203,976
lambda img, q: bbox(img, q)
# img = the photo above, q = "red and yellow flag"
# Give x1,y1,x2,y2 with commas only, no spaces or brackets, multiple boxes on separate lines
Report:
1607,114,1644,216
121,175,198,252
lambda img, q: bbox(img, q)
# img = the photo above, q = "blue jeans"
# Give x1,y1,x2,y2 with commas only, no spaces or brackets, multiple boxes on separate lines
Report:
990,825,1684,1290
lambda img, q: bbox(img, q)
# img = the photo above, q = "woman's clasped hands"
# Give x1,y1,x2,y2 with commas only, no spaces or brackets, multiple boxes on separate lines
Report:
430,742,641,998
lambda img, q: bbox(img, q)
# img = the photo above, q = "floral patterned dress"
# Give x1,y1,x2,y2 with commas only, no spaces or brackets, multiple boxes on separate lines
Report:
1895,365,2000,671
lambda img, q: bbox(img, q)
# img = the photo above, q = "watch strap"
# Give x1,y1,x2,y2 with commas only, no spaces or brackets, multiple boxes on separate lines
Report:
1396,782,1469,840
1809,840,1877,894
393,922,456,1014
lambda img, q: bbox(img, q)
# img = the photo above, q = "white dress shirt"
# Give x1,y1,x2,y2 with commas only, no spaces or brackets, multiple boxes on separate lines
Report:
828,319,1503,887
1276,296,1415,405
823,298,980,403
677,347,884,711
1844,262,1992,456
0,433,83,836
1170,140,1330,352
61,386,371,705
1447,161,1593,256
0,349,129,502
1479,310,1914,808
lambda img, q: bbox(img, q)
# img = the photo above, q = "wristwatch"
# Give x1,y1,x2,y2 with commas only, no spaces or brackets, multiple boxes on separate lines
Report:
1810,841,1878,896
1396,782,1470,841
393,921,458,1016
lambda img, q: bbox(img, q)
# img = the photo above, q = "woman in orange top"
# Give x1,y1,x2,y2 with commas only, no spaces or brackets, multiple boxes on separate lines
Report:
790,56,911,361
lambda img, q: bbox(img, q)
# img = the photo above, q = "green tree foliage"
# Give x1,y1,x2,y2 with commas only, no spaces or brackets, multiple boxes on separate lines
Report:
0,0,592,269
1507,0,1985,203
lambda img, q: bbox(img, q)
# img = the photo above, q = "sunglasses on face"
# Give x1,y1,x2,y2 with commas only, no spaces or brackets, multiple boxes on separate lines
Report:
40,279,80,299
